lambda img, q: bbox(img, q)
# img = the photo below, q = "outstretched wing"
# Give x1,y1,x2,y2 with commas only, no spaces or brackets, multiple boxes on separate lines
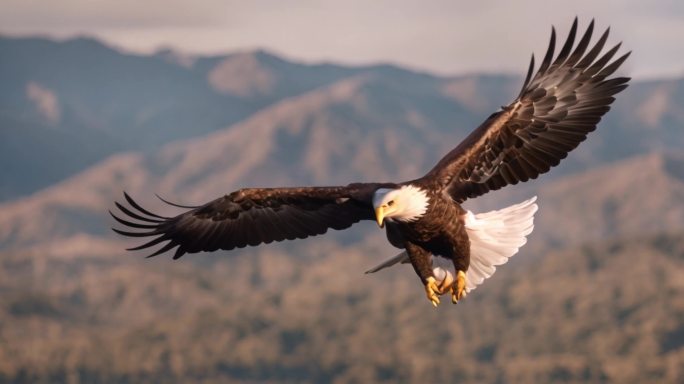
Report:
425,19,630,202
110,183,381,259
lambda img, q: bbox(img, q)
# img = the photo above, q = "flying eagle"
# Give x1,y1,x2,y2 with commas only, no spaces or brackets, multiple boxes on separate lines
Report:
112,19,630,306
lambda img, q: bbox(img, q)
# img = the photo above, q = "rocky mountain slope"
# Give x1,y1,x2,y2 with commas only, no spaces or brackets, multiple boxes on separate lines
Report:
0,37,408,200
3,35,684,202
0,72,482,250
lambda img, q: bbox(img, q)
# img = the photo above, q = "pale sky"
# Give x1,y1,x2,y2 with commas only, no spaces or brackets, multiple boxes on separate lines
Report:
2,0,683,79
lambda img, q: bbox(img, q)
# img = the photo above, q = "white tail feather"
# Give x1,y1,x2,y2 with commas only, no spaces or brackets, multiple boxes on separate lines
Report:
461,196,537,293
364,197,538,294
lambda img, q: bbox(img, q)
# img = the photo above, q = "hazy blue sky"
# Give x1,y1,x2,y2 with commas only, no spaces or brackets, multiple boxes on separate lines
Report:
2,0,682,79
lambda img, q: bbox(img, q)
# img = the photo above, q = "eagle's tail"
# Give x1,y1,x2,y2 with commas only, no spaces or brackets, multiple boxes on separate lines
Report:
462,196,537,293
364,196,538,294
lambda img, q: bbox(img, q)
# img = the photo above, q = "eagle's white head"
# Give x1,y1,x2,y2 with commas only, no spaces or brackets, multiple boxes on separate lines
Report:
372,185,429,227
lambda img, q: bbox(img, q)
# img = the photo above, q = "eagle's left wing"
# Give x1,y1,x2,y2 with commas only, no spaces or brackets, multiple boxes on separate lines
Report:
425,19,630,202
110,183,381,259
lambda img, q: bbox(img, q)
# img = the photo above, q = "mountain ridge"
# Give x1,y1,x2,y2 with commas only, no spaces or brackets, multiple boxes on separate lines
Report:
3,35,683,202
1,35,459,201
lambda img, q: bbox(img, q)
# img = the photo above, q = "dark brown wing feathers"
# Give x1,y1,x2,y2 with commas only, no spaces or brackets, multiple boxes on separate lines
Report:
427,18,630,202
111,184,382,259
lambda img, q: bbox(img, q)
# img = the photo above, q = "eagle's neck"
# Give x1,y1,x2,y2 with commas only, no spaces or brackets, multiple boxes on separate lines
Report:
374,185,429,223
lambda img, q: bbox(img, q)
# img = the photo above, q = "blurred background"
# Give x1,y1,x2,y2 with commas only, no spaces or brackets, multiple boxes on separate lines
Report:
1,1,684,383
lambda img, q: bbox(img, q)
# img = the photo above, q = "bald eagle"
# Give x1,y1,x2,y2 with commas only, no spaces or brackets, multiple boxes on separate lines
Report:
112,19,630,306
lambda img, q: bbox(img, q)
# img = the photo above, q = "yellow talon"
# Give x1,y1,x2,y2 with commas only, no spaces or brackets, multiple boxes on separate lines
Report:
451,270,467,304
437,272,454,294
425,277,441,307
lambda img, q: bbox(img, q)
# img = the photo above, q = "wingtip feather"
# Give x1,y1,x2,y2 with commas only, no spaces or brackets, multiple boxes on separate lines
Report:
155,193,199,209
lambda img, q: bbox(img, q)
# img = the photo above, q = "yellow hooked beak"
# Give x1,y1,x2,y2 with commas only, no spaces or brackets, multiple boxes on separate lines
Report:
375,206,386,228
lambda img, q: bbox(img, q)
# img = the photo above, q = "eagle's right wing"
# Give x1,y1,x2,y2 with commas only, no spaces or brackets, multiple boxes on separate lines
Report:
111,183,382,259
424,19,630,202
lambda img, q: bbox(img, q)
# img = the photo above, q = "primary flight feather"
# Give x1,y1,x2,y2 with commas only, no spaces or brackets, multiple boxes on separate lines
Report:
112,19,630,306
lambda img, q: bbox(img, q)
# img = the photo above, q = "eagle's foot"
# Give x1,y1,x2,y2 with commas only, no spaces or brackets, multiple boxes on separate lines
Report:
450,270,466,304
437,273,453,294
425,277,442,307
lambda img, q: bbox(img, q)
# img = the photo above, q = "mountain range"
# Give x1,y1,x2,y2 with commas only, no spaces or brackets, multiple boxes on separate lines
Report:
2,35,684,202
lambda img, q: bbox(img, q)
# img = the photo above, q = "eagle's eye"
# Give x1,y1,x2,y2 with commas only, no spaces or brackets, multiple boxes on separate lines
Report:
387,200,395,207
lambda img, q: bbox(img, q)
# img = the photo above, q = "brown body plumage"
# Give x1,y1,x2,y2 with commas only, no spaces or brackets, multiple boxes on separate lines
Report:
383,186,470,283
